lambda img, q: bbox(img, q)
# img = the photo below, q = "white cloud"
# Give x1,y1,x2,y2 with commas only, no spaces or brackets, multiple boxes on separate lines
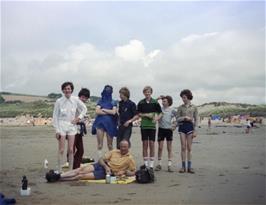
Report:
2,30,265,105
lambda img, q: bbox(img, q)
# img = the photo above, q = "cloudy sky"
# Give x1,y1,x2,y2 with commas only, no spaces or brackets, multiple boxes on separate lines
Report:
1,1,265,105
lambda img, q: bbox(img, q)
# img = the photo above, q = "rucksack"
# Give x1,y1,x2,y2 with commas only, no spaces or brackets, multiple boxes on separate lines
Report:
135,165,155,183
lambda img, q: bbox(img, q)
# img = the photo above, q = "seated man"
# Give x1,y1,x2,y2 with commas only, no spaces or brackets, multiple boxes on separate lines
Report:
46,140,136,182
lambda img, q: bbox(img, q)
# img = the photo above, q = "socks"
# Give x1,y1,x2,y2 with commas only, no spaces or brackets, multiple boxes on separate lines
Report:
144,157,149,167
188,161,192,169
149,157,154,168
182,161,186,169
158,159,162,166
168,160,172,167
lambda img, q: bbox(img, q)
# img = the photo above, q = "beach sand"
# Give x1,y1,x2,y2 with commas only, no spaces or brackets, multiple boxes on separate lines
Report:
0,125,265,205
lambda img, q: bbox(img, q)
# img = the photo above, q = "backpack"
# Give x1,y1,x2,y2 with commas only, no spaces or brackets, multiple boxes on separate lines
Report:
135,165,155,183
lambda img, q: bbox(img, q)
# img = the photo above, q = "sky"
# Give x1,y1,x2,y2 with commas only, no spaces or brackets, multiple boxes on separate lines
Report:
1,1,265,105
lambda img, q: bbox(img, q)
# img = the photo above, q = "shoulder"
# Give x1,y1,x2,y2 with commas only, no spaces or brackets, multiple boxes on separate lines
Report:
129,100,136,106
55,97,64,104
138,99,146,105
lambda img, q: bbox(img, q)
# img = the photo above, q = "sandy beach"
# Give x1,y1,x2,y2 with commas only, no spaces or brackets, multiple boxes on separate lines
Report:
0,125,265,205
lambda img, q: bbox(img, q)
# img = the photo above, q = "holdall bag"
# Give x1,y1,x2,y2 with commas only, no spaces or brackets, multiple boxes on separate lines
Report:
135,165,155,183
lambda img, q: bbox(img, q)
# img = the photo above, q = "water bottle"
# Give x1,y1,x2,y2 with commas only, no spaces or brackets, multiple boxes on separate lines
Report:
105,174,111,184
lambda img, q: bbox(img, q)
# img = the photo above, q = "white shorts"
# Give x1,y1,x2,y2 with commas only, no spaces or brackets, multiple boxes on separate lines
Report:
58,121,77,136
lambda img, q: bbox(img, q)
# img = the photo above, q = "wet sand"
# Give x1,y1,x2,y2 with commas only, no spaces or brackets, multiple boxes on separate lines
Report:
0,125,265,205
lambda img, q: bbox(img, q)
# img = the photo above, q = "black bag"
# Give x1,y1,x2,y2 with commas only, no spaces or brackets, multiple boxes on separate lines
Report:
135,165,155,183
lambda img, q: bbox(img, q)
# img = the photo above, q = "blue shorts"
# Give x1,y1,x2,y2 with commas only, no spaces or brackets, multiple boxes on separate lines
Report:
92,163,106,180
178,121,194,135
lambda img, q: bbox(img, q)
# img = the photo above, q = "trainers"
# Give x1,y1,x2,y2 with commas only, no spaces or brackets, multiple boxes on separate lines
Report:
155,165,162,171
168,166,174,172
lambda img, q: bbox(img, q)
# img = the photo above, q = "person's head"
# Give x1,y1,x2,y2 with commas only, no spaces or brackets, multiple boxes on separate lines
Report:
61,82,74,98
119,87,130,101
162,95,173,108
143,86,153,100
180,89,193,104
78,88,90,103
119,140,129,155
101,85,113,102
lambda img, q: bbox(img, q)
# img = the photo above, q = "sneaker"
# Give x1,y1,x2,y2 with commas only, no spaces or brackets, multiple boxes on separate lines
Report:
155,165,162,171
168,166,174,172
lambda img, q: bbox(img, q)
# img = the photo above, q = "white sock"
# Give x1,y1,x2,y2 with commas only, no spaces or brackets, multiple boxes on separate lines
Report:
150,157,154,168
158,159,162,166
168,160,172,166
144,157,149,167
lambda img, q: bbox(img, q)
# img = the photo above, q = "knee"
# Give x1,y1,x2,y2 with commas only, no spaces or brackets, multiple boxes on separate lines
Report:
181,146,186,152
68,148,74,155
187,147,192,152
98,144,103,150
59,148,64,155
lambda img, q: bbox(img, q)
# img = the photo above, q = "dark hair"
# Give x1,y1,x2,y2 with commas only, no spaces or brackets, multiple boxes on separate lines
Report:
180,89,193,100
61,82,74,92
162,95,173,106
78,88,90,98
119,87,130,98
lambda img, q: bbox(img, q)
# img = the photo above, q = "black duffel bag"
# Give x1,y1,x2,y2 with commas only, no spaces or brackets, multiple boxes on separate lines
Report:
135,165,155,183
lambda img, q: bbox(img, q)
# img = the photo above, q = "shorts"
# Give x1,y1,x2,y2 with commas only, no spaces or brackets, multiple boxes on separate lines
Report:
141,129,156,141
92,162,106,180
58,121,77,136
158,128,173,141
178,121,194,135
117,125,132,148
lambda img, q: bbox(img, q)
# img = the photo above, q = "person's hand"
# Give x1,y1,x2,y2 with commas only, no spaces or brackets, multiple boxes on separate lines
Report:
71,117,80,124
192,131,197,138
105,166,111,175
123,120,132,127
171,126,176,131
55,133,61,140
116,170,125,176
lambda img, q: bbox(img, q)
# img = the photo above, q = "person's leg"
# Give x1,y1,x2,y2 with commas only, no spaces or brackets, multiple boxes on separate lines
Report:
179,133,187,173
58,135,66,173
155,140,163,171
186,133,194,173
73,134,84,169
149,130,156,168
123,126,132,148
67,135,75,170
117,126,124,149
96,128,104,158
167,140,173,172
107,134,113,151
60,165,95,181
141,129,149,167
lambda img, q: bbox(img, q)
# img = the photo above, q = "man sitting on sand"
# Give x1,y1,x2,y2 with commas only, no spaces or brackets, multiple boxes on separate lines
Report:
46,140,136,182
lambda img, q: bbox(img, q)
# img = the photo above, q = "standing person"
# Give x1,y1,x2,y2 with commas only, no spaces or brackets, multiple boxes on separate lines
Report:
72,88,90,169
137,86,162,169
92,85,118,159
245,119,251,134
208,115,212,129
53,82,87,172
117,87,138,149
155,95,177,172
176,89,199,174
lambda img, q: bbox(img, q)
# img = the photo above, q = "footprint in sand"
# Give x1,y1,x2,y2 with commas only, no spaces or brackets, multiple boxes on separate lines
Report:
168,183,180,187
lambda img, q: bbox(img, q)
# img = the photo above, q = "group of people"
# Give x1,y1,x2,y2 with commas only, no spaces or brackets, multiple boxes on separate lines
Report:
50,82,199,182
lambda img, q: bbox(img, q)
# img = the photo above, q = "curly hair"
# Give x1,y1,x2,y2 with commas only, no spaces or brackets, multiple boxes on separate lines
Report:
180,89,193,100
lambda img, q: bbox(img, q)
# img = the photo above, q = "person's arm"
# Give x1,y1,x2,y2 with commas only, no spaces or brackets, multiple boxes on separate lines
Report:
193,106,199,137
72,98,88,124
123,103,139,127
98,151,112,174
102,106,117,115
96,105,107,115
154,102,163,122
52,100,60,139
176,106,186,122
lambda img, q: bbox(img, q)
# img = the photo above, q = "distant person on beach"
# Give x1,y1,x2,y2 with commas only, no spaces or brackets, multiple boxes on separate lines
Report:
176,89,199,174
208,115,212,129
245,119,252,134
72,88,90,169
117,87,138,149
137,86,162,169
52,82,87,172
46,140,136,182
92,85,118,159
155,95,177,172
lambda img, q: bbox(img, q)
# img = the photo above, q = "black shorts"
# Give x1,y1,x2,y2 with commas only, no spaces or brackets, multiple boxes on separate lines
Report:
158,128,173,141
178,121,194,135
141,129,156,141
